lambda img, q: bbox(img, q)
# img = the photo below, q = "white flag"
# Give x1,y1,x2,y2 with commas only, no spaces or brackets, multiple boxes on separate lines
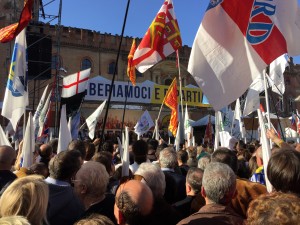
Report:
21,112,34,168
268,54,287,95
61,68,91,98
122,127,130,177
86,100,106,140
134,110,154,136
184,104,193,147
0,125,12,147
37,91,52,137
1,29,29,131
174,122,180,151
234,99,246,139
57,105,72,153
33,85,49,137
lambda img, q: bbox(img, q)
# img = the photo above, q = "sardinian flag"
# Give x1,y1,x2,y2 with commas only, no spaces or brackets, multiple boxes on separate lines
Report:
61,68,91,117
188,0,300,111
61,68,91,98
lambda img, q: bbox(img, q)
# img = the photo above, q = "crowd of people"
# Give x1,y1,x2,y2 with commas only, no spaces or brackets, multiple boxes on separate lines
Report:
0,128,300,225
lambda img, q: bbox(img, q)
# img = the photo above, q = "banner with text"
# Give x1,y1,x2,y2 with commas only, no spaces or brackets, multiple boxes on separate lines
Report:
85,76,210,107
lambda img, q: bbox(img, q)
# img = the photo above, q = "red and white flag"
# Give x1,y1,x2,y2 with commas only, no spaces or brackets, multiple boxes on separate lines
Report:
133,0,182,73
188,0,300,111
61,68,91,98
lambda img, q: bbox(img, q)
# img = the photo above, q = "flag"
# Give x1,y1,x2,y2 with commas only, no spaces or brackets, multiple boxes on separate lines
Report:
127,39,137,86
188,0,300,111
57,105,72,153
86,100,107,140
154,119,160,141
243,73,264,116
234,98,246,140
204,115,213,144
133,0,182,73
164,78,178,136
61,68,90,98
268,54,287,95
33,85,49,137
61,68,90,117
0,0,34,43
21,112,34,168
174,122,180,151
122,127,130,178
296,109,300,134
134,110,154,136
291,113,297,131
0,125,12,147
69,111,81,140
1,29,28,131
37,91,52,138
184,104,193,147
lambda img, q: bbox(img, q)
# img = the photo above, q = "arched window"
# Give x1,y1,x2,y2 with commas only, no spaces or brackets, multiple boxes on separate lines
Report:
108,62,117,74
81,58,92,70
51,55,62,69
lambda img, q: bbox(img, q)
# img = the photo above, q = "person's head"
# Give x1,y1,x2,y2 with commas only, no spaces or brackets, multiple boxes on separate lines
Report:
132,140,148,164
186,168,203,195
0,216,30,225
0,175,49,225
83,141,96,161
114,180,153,225
197,154,211,171
246,192,300,225
75,214,114,225
267,149,300,196
177,150,188,166
29,162,49,178
201,162,236,205
48,138,58,155
68,140,87,160
48,150,81,183
73,161,109,209
159,147,177,169
39,144,53,159
92,151,114,176
134,162,166,199
211,148,238,173
0,145,16,170
101,140,114,154
147,139,158,151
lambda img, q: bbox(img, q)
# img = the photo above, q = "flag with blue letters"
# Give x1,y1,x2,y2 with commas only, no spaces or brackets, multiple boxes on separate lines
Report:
1,29,29,131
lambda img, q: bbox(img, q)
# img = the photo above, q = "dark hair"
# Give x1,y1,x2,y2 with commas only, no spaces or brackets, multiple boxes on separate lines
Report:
101,141,114,154
186,168,203,194
147,139,159,151
132,140,148,164
49,150,81,181
84,141,96,161
29,162,49,178
267,149,300,196
68,140,86,160
211,148,238,173
92,151,113,175
177,150,188,163
116,191,143,225
39,144,53,158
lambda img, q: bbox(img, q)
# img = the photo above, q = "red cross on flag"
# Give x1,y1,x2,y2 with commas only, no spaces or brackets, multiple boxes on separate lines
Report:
61,68,91,98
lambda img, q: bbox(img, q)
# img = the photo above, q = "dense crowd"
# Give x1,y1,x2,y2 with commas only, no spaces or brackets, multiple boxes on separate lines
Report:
0,128,299,225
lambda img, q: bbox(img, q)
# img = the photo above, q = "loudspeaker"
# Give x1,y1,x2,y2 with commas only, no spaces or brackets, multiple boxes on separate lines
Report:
27,32,52,80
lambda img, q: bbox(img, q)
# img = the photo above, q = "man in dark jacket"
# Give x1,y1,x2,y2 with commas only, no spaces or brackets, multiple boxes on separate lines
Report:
0,145,16,195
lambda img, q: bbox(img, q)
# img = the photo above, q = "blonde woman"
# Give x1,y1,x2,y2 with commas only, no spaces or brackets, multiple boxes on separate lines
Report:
0,175,49,225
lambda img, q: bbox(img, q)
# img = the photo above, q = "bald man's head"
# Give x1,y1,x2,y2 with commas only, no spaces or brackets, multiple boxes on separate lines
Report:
0,145,16,170
114,180,153,225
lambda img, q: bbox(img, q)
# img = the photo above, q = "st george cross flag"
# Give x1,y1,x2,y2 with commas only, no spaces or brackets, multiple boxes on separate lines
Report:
1,29,29,131
0,0,34,43
86,100,107,140
164,78,178,136
127,39,137,86
61,68,91,98
188,0,300,111
133,0,182,73
134,110,155,136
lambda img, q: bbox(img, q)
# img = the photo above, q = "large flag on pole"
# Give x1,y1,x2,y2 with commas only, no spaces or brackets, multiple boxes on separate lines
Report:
134,110,155,137
86,100,107,140
0,0,34,43
133,0,182,73
127,39,137,86
57,105,72,154
188,0,300,111
21,112,34,168
164,78,178,136
1,29,29,131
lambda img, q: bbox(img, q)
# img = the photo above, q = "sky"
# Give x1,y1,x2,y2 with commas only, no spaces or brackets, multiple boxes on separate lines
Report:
41,0,300,64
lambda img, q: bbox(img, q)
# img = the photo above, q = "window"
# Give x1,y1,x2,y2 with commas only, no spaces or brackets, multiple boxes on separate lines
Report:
108,62,117,74
81,58,92,70
164,78,173,86
51,55,62,69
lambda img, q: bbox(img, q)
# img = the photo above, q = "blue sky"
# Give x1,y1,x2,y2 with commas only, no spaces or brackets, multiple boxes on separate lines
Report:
41,0,300,64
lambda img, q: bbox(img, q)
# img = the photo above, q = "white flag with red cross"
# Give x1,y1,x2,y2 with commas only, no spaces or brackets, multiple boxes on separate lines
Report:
61,68,91,98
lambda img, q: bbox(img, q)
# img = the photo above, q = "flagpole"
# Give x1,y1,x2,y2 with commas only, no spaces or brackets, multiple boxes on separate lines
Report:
99,0,131,147
120,81,130,140
176,50,184,120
